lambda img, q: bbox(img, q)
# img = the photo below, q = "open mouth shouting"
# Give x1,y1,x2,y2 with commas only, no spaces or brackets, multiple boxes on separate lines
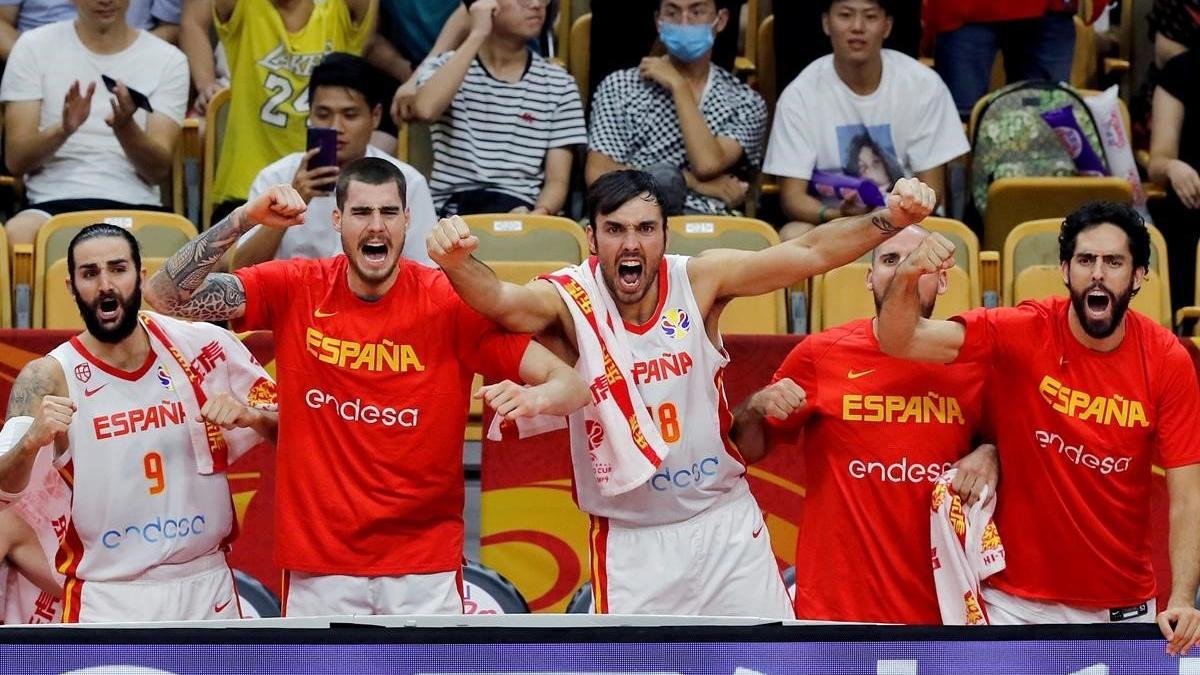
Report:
1084,285,1113,320
96,295,122,323
360,240,390,267
617,258,644,294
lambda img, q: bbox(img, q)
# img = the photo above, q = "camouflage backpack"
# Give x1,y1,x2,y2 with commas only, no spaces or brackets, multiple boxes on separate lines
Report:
970,80,1109,214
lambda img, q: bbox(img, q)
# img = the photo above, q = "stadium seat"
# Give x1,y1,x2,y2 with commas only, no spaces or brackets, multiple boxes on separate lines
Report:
461,214,589,264
33,212,197,328
569,13,591,109
982,176,1134,253
809,217,981,332
1174,241,1200,334
667,215,786,334
756,15,776,113
396,120,434,178
201,87,232,231
1002,217,1171,327
0,225,14,328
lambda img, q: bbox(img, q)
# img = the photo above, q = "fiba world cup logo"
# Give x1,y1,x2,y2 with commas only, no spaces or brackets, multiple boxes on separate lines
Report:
660,308,690,340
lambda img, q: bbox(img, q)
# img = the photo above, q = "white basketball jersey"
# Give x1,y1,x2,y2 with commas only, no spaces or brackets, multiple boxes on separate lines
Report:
48,335,233,582
569,255,746,526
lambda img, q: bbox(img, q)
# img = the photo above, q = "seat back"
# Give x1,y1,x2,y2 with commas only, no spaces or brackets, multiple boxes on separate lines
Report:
569,13,592,109
756,15,776,113
201,87,232,231
983,176,1133,252
810,264,974,332
463,214,589,263
667,216,786,334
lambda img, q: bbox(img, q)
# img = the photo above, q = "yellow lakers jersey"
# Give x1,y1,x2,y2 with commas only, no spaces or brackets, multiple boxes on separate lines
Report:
212,0,375,204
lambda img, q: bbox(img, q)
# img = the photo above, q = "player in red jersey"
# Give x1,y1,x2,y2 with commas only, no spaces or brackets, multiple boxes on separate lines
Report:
878,202,1200,653
732,226,998,624
146,157,589,617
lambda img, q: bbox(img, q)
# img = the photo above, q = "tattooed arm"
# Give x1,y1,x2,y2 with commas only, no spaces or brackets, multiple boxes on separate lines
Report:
686,177,939,307
146,185,307,321
0,357,70,493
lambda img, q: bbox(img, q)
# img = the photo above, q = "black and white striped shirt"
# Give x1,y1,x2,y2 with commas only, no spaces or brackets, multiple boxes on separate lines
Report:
417,49,587,210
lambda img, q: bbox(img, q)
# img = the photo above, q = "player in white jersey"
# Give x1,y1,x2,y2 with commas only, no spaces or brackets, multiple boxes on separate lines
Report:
0,224,278,623
429,169,937,616
0,443,68,624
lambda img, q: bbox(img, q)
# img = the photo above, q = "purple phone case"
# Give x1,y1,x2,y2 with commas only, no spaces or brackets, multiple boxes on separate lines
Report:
307,127,338,169
810,170,887,208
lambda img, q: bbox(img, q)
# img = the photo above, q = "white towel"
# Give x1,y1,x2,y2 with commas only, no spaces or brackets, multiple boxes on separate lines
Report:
930,468,1006,625
531,260,672,496
141,312,277,475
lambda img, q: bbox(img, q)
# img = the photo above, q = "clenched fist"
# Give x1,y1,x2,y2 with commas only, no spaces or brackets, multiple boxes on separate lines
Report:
884,177,937,229
197,392,265,431
476,380,547,421
899,232,956,279
427,216,479,269
243,184,307,229
26,395,75,448
749,378,807,421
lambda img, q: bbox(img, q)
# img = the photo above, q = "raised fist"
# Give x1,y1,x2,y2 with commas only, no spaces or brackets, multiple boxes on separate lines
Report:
25,396,75,449
427,216,479,269
885,177,937,229
899,232,956,279
243,184,307,229
750,378,807,421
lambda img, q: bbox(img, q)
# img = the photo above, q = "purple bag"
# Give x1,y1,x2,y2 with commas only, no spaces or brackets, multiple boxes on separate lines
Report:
1041,106,1106,177
809,170,887,208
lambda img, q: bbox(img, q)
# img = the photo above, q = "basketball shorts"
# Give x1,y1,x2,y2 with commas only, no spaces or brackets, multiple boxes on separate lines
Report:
982,585,1156,624
282,569,463,617
65,551,240,623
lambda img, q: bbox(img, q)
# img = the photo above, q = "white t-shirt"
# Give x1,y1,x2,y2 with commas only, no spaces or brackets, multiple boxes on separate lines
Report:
763,50,967,200
239,145,436,266
0,20,188,206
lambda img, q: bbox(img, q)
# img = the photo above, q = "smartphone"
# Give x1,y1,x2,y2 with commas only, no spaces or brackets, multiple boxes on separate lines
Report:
462,0,477,7
306,127,338,170
101,75,153,113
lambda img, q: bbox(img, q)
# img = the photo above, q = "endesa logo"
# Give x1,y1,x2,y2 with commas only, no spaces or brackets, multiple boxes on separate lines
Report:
848,458,953,483
650,455,719,491
1035,429,1132,475
102,514,206,550
305,389,419,428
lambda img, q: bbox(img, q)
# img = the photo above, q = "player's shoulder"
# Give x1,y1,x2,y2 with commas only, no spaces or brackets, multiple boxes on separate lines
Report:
1130,309,1191,361
807,318,874,356
10,354,67,404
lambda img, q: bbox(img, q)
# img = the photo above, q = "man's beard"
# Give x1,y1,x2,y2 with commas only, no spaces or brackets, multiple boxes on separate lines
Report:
1069,280,1134,339
75,282,142,344
874,290,935,320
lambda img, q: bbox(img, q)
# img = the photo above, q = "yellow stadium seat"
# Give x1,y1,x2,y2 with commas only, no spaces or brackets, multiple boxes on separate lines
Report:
1172,240,1200,334
667,215,785,334
201,87,232,231
0,225,13,328
1002,217,1170,327
33,212,197,328
569,13,591,109
756,15,776,113
396,121,434,178
462,214,589,264
983,176,1133,253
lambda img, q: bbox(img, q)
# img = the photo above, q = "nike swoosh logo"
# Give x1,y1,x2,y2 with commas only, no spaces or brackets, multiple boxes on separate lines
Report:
847,369,875,380
313,309,337,318
214,597,233,613
752,525,764,538
83,384,107,397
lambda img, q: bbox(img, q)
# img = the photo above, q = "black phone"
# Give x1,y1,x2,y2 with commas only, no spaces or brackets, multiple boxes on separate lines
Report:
462,0,477,7
101,75,153,113
306,127,338,170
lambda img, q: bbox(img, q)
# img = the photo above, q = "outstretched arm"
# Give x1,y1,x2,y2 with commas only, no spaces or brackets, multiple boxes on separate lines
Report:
427,217,564,333
0,358,69,495
876,232,967,363
688,177,936,302
0,509,61,598
145,185,306,320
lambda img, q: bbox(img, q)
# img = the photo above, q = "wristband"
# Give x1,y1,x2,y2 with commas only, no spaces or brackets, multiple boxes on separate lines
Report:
818,206,830,223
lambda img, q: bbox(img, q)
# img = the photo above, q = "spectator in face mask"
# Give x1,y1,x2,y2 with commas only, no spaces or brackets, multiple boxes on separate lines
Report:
585,0,767,215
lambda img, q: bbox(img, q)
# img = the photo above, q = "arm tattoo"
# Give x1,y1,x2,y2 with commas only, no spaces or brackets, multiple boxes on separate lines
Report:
150,209,253,320
871,213,900,235
6,359,56,420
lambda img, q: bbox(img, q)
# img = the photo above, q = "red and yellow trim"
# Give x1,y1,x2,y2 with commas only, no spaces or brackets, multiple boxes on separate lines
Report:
588,515,610,614
55,460,85,623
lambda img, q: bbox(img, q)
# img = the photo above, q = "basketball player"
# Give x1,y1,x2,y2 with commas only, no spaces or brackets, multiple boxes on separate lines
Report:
0,223,278,623
731,226,997,624
426,169,937,617
878,202,1200,653
144,158,589,617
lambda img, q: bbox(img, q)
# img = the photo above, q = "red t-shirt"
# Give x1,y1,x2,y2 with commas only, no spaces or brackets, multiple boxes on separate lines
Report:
234,256,531,575
952,297,1200,607
768,319,987,624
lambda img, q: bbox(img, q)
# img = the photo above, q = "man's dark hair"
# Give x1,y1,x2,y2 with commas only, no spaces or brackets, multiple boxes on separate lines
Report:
336,157,408,210
586,170,669,227
1059,201,1151,272
822,0,893,16
67,223,141,278
308,52,385,110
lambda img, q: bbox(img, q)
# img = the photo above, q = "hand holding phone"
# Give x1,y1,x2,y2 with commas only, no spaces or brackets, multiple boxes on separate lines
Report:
306,127,338,170
101,75,153,113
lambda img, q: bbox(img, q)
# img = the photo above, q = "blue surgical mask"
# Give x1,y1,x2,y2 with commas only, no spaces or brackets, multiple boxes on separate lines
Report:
659,20,716,63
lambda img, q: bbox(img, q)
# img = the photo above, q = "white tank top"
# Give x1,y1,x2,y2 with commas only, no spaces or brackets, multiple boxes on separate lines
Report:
569,255,745,526
47,334,233,582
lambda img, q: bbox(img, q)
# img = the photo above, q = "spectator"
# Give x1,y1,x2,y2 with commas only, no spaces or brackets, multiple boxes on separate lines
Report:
926,0,1078,119
367,0,460,83
0,0,188,246
234,53,435,269
0,0,181,60
208,0,375,225
763,0,966,239
1148,50,1200,311
178,0,226,116
586,0,767,216
410,0,585,216
773,0,920,100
